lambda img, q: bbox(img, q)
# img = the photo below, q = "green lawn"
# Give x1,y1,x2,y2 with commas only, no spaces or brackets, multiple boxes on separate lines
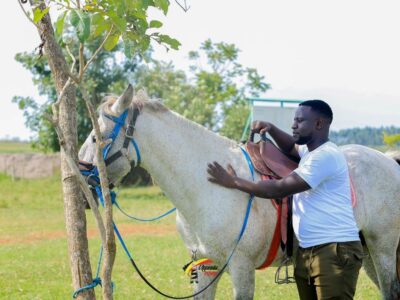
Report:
0,141,39,154
0,174,380,299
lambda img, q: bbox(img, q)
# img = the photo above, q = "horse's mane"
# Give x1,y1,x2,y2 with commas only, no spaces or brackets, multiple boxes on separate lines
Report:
99,90,236,147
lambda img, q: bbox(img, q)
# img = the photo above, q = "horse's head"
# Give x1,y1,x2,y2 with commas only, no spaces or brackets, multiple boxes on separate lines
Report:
79,84,144,185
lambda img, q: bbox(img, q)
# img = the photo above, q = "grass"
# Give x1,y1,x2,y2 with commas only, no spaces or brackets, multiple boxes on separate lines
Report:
0,141,39,154
0,174,380,299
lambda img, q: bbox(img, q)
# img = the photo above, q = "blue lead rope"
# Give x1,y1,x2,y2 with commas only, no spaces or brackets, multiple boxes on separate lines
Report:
94,186,176,222
73,247,115,298
240,147,255,181
113,198,176,222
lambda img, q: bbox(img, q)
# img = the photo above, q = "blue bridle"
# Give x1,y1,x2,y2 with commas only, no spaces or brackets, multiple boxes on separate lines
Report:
79,107,176,219
80,107,141,188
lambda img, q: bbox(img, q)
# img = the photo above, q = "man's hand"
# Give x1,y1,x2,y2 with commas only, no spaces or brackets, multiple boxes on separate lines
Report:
251,121,274,135
207,162,237,188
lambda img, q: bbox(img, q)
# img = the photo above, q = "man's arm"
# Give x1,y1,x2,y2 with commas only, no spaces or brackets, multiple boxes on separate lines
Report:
251,121,299,159
207,162,310,198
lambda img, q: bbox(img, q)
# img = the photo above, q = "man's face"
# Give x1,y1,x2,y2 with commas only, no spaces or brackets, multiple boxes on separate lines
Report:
291,106,317,145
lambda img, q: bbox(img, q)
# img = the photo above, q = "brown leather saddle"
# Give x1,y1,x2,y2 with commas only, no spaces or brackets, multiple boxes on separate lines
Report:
245,135,298,179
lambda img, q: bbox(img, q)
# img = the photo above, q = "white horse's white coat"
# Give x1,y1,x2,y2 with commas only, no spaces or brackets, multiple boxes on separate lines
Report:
79,87,400,299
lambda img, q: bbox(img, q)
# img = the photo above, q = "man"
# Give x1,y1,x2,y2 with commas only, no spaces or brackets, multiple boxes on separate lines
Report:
207,100,363,300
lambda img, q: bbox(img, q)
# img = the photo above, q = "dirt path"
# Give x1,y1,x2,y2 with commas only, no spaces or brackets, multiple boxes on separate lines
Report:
0,223,177,245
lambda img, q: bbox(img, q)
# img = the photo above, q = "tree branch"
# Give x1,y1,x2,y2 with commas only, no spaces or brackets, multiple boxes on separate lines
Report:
79,85,116,300
17,0,39,29
56,126,108,244
175,0,190,12
82,26,114,76
65,45,80,83
78,43,85,79
51,77,72,123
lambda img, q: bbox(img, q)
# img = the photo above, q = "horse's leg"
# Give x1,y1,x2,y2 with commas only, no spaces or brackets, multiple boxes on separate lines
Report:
397,238,400,284
362,245,379,287
228,256,255,300
365,234,400,300
193,270,221,300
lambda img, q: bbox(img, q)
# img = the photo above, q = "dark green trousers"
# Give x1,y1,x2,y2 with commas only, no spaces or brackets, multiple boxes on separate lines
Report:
294,241,364,300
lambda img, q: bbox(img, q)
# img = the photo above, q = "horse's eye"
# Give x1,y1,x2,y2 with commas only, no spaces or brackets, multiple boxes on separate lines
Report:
92,135,96,143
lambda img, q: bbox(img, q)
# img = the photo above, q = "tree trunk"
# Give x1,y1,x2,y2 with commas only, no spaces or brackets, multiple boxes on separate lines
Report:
35,3,95,299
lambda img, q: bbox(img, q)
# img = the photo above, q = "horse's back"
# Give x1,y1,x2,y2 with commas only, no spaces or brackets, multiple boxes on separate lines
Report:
341,144,400,232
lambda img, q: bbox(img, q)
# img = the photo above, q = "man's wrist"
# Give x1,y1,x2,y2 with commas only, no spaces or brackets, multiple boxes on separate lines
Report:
268,123,276,135
230,176,239,189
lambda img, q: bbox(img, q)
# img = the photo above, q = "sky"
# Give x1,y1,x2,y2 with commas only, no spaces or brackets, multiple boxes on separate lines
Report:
1,0,400,140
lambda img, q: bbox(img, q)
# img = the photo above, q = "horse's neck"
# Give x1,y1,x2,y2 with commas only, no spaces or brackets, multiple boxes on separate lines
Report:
134,108,238,213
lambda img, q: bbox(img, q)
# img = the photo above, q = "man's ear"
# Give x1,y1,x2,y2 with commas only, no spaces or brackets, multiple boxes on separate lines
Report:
315,118,324,130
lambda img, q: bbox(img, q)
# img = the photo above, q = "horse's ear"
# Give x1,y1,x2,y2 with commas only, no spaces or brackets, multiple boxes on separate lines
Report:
111,84,134,114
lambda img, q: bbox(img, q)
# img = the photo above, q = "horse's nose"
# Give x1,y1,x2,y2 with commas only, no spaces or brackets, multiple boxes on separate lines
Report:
78,160,94,171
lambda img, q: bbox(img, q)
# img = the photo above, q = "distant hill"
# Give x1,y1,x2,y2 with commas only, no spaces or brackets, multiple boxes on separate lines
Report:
330,126,400,146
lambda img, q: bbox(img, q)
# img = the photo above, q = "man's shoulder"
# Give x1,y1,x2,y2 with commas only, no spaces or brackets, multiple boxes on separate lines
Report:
317,142,348,171
315,142,341,156
307,142,344,165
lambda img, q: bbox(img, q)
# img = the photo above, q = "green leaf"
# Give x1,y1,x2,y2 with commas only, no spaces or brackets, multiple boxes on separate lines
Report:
55,12,67,37
91,13,104,27
15,97,26,110
132,10,147,20
159,34,181,50
135,18,149,34
140,0,155,9
109,11,127,32
91,13,110,38
104,32,121,51
149,20,162,28
139,35,150,52
69,10,91,43
33,7,50,24
154,0,169,15
116,0,126,17
122,37,135,59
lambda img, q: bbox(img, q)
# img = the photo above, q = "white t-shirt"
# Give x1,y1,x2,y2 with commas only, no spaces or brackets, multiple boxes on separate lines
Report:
292,141,360,248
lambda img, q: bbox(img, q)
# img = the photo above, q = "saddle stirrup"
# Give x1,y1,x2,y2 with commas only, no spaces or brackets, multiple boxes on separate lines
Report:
274,255,296,284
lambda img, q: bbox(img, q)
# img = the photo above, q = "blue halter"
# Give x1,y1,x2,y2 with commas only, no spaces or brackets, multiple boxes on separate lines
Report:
79,107,175,220
102,108,141,168
80,107,141,187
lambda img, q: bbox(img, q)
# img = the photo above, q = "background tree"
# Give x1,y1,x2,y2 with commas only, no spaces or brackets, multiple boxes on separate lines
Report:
133,39,270,141
18,0,180,299
13,40,143,152
383,132,400,148
330,126,400,147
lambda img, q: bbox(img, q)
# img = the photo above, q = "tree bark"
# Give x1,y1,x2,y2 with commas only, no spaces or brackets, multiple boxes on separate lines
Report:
34,2,95,299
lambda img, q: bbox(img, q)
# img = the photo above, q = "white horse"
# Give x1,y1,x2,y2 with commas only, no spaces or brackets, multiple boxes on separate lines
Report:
79,85,400,299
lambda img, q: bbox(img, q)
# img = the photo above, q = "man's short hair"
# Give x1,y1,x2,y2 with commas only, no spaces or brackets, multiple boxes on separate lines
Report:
299,100,333,123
